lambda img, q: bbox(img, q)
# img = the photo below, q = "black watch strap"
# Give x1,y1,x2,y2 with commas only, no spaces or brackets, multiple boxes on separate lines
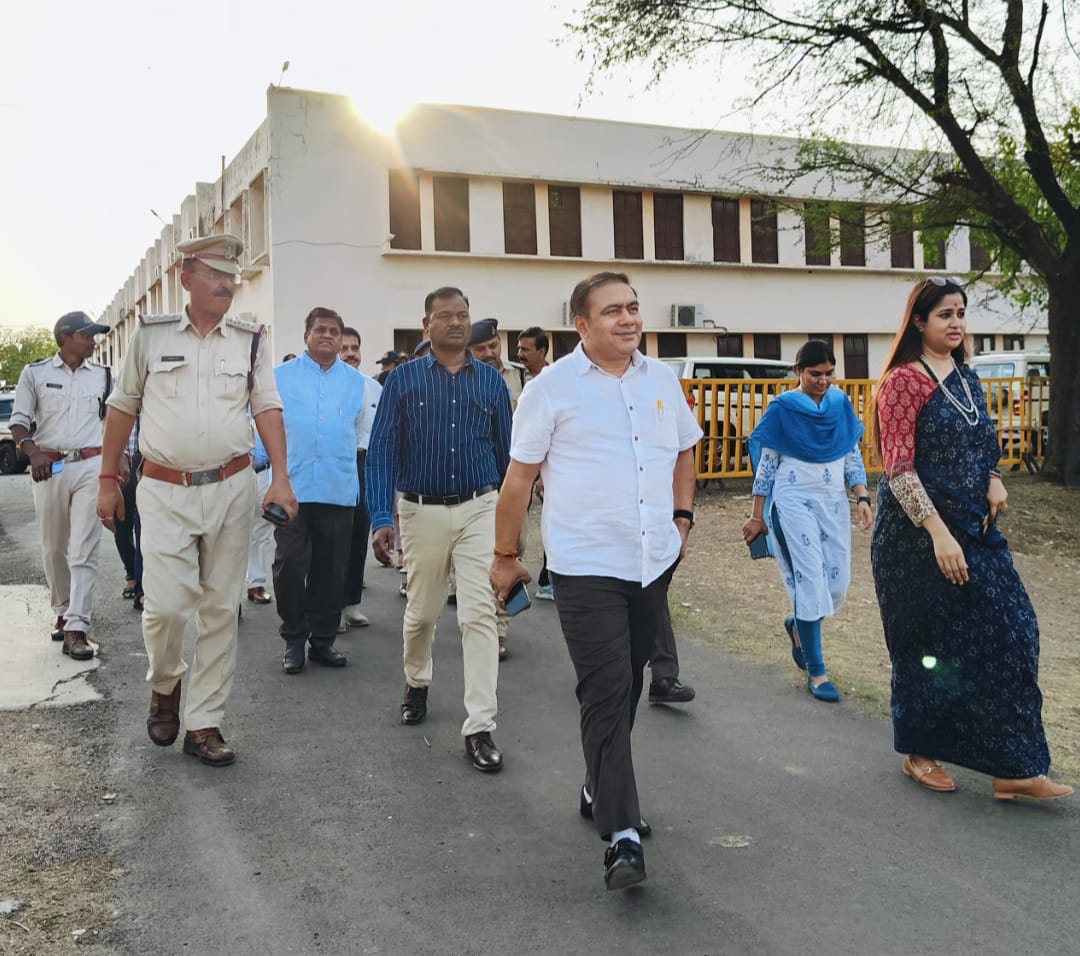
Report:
857,495,872,506
673,509,695,526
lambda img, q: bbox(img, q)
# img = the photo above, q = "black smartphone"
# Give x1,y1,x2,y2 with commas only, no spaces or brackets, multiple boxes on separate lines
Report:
263,503,290,526
748,533,771,560
504,579,532,616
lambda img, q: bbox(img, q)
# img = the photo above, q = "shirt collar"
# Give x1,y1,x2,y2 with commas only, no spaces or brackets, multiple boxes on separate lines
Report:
180,307,228,335
299,351,341,373
571,342,646,378
420,351,477,373
51,353,93,372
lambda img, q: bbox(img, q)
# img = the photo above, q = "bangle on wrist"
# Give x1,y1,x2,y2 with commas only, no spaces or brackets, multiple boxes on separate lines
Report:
989,470,1002,482
493,547,517,558
98,474,120,481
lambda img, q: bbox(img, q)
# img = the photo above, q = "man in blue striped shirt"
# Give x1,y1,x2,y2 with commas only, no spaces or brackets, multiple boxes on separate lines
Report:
366,286,513,773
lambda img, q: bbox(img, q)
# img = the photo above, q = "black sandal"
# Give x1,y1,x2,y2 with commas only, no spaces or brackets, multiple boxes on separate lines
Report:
133,595,145,611
123,584,136,599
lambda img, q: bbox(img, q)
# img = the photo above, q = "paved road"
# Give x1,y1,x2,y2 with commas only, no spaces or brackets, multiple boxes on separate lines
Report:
1,473,1077,955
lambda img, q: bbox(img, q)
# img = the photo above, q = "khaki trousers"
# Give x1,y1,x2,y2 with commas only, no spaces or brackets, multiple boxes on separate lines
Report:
31,456,102,632
449,519,527,639
137,468,256,731
399,490,498,737
245,467,274,590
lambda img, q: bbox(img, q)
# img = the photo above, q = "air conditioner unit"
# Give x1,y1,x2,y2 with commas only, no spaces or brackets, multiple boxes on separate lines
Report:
562,302,575,327
671,304,705,329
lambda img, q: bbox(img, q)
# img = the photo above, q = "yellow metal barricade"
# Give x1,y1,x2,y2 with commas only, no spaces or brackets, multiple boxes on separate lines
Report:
681,376,1045,481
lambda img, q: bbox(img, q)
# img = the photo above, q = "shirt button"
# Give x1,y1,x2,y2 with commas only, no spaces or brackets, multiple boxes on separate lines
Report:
634,436,638,441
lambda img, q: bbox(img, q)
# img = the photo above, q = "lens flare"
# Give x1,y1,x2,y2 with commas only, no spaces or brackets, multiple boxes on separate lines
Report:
921,656,938,669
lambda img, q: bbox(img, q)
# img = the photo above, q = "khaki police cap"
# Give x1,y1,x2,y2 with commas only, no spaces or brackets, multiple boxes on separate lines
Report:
177,234,244,276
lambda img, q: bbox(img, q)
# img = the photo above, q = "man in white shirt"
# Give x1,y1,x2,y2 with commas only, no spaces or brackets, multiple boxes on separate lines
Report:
10,311,112,660
338,325,382,629
489,272,701,891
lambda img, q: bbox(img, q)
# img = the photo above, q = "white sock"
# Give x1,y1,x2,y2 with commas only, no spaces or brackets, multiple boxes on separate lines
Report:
611,827,640,846
582,785,592,804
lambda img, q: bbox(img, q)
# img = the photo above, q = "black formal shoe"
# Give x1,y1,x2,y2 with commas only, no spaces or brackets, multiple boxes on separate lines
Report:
648,677,696,704
603,839,646,891
282,642,306,674
446,594,457,607
579,787,652,838
400,684,428,725
308,642,347,667
465,731,503,772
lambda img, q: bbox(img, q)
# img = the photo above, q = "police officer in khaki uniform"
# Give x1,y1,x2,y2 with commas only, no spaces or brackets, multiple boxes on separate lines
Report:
10,311,112,661
466,317,527,660
96,234,297,767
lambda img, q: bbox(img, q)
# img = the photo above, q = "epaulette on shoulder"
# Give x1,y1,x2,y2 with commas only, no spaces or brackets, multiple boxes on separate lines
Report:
226,315,265,335
139,313,183,326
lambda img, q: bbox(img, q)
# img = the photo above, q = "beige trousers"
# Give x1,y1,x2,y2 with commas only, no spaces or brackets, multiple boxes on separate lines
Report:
137,468,256,731
449,511,527,639
31,456,102,632
399,490,499,737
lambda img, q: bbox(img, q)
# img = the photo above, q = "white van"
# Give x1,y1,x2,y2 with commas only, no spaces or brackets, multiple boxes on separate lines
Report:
970,351,1050,454
660,357,794,474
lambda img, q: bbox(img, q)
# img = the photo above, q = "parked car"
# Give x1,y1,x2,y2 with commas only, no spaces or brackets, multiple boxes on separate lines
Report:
970,351,1050,457
659,356,795,474
0,390,30,475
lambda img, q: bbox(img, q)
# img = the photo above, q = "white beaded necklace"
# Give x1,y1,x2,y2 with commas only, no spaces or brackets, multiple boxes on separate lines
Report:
919,354,980,426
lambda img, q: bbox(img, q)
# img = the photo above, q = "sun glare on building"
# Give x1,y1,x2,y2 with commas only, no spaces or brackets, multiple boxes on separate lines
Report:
350,95,414,137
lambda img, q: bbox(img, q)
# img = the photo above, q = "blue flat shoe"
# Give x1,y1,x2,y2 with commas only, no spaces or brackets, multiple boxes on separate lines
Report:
784,617,806,671
807,678,840,702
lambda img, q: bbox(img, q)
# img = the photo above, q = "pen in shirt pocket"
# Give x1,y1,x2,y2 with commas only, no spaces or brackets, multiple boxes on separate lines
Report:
656,398,665,418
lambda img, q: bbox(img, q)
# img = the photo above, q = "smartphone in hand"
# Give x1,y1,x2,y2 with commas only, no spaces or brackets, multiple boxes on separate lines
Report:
747,533,770,560
504,579,532,616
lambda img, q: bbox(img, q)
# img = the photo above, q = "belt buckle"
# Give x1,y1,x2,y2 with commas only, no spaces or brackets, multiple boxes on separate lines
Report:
191,468,217,487
444,494,462,505
65,449,82,462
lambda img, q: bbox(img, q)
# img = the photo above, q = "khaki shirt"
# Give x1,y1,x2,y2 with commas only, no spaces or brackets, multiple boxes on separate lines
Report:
107,311,282,471
498,360,526,411
10,354,108,451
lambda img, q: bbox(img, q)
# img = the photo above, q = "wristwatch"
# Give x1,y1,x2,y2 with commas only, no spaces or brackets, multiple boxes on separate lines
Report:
18,438,34,453
673,509,695,527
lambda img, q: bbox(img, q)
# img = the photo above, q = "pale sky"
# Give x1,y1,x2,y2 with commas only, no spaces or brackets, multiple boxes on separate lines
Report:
0,0,773,330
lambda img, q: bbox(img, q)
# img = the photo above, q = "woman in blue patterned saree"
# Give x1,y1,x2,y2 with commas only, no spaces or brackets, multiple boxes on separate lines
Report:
870,277,1071,801
743,339,872,702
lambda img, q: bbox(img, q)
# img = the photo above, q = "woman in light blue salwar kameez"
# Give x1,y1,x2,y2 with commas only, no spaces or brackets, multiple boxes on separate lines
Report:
742,340,873,702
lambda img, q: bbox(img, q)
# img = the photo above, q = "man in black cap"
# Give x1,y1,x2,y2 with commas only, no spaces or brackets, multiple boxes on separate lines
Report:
468,318,526,410
10,311,112,660
375,349,405,385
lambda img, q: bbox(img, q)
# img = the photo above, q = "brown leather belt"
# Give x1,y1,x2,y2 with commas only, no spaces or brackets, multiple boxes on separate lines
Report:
41,447,102,463
142,455,251,487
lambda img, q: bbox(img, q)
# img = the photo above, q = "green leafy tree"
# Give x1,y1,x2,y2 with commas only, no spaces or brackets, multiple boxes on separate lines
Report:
572,1,1080,484
0,327,56,389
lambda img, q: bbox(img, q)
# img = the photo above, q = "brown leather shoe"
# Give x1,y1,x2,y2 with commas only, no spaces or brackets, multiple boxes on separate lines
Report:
51,616,65,641
182,728,235,767
993,775,1074,802
247,587,272,604
62,630,94,661
147,680,182,747
902,755,956,792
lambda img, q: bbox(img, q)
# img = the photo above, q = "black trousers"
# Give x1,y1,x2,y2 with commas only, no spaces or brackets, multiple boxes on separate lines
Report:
272,502,353,645
649,598,681,681
343,452,370,606
113,471,140,580
550,560,678,840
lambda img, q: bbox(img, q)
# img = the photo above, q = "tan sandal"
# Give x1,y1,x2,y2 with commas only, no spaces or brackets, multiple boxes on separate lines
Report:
902,755,956,792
